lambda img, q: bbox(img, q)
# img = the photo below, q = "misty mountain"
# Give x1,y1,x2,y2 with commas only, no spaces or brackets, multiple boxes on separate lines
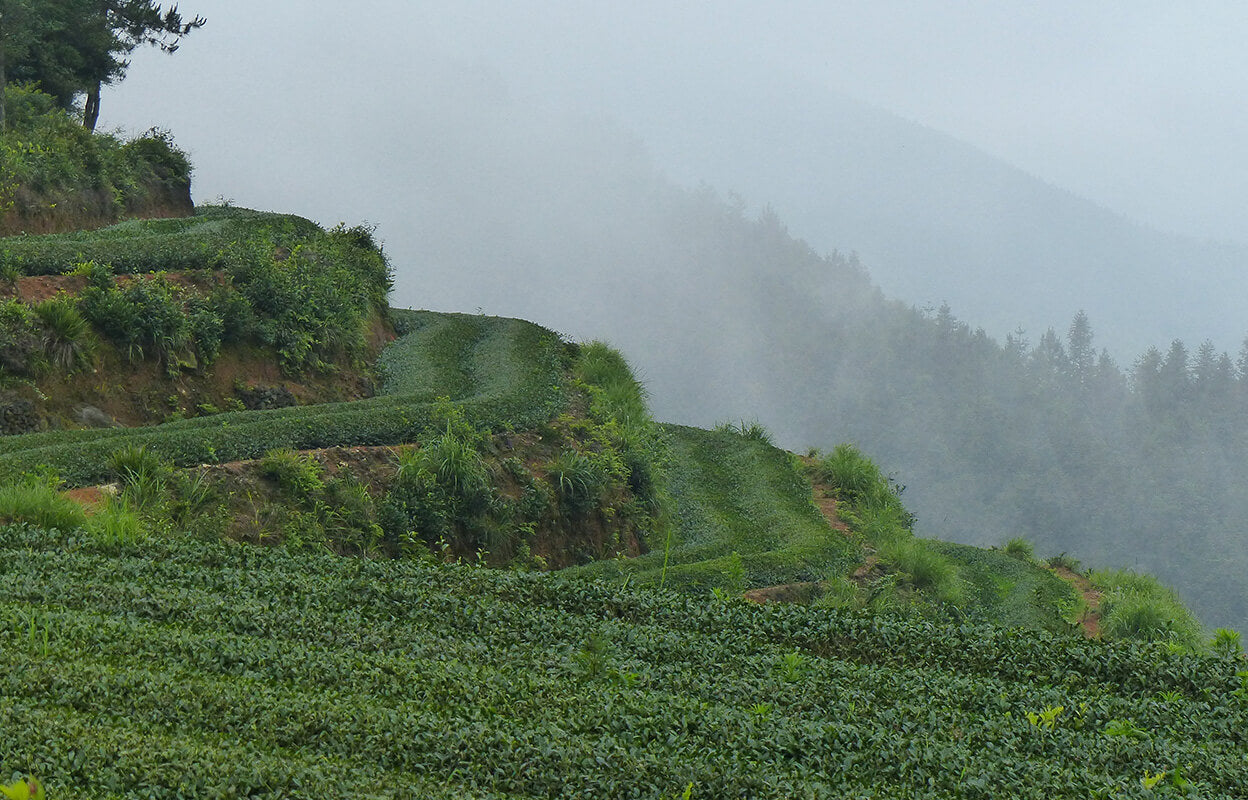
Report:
630,76,1248,360
367,58,1248,629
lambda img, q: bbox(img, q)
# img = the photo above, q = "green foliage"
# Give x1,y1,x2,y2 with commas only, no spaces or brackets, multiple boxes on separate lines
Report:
32,295,94,372
1093,569,1205,648
818,443,910,521
578,425,860,592
1,205,388,377
0,312,570,487
0,85,191,220
0,778,43,800
878,537,964,605
1003,536,1036,562
0,299,43,375
107,444,171,511
257,448,324,499
0,527,1244,798
929,540,1083,632
1047,552,1083,572
547,449,605,513
231,223,391,371
0,479,85,532
79,269,199,368
85,499,146,548
1211,627,1243,660
714,418,773,445
0,206,317,277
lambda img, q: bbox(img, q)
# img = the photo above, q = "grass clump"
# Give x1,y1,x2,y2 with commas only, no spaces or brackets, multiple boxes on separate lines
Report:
714,419,774,445
547,449,605,513
878,537,964,605
1003,536,1036,562
818,443,910,520
32,295,95,372
1092,569,1204,648
258,448,325,499
0,479,86,532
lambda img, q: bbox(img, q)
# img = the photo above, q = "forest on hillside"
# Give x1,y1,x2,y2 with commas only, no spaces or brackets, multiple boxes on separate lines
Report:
630,193,1248,631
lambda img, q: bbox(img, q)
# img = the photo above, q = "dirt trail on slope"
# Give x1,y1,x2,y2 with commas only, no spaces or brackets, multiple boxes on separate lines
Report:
1052,565,1102,638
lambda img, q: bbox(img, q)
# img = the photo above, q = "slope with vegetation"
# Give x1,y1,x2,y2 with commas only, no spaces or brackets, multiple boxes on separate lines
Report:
0,204,392,431
1,526,1246,799
0,107,1236,798
0,85,193,234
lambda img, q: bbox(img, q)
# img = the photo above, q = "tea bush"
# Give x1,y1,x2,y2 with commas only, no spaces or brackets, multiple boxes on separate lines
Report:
0,525,1243,798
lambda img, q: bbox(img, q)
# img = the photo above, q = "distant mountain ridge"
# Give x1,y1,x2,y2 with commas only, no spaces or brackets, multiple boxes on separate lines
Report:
634,77,1248,359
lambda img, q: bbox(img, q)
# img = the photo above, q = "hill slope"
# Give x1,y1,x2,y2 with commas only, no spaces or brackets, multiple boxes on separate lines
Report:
1,525,1244,799
0,191,1228,797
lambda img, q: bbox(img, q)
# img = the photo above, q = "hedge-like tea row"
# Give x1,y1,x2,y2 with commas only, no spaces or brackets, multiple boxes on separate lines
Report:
0,312,568,485
0,524,1245,799
0,206,320,276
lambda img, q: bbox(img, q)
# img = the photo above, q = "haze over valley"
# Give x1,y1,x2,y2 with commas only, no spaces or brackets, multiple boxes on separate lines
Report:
100,1,1248,627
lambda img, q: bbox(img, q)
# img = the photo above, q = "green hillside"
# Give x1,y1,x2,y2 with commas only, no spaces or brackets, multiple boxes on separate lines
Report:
2,526,1246,799
0,115,1235,796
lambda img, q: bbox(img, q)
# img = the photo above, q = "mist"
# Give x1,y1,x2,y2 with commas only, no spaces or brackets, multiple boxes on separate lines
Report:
95,1,1248,627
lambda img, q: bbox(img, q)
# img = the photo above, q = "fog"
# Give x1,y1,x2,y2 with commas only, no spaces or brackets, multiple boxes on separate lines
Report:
94,2,1248,624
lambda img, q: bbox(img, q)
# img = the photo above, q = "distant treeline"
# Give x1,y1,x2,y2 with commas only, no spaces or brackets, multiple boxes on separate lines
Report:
616,190,1248,631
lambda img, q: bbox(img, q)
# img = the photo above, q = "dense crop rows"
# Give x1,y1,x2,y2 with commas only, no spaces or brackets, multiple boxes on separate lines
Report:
0,206,320,276
0,312,568,485
579,425,862,591
0,524,1244,799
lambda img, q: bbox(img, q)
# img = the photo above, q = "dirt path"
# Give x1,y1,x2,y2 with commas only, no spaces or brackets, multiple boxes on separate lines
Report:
1052,565,1102,638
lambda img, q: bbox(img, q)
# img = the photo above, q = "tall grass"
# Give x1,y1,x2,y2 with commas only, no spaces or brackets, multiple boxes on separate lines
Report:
878,537,964,605
575,341,650,431
0,480,87,532
1092,569,1204,648
818,443,909,518
33,295,95,371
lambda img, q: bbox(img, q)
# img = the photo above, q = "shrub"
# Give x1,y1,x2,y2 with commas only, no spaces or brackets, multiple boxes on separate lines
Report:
33,294,95,371
0,85,191,223
79,273,192,368
258,449,324,499
0,299,43,375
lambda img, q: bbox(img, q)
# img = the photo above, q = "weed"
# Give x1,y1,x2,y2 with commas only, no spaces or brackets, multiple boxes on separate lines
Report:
33,295,95,371
1003,537,1035,562
258,448,324,499
0,479,87,531
879,538,964,604
715,419,774,445
1211,628,1243,660
86,501,146,548
776,651,809,683
107,444,170,511
1025,705,1063,730
1047,552,1082,572
547,449,603,512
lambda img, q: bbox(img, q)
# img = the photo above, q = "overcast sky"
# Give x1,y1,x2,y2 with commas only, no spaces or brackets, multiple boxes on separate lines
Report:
101,1,1248,247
